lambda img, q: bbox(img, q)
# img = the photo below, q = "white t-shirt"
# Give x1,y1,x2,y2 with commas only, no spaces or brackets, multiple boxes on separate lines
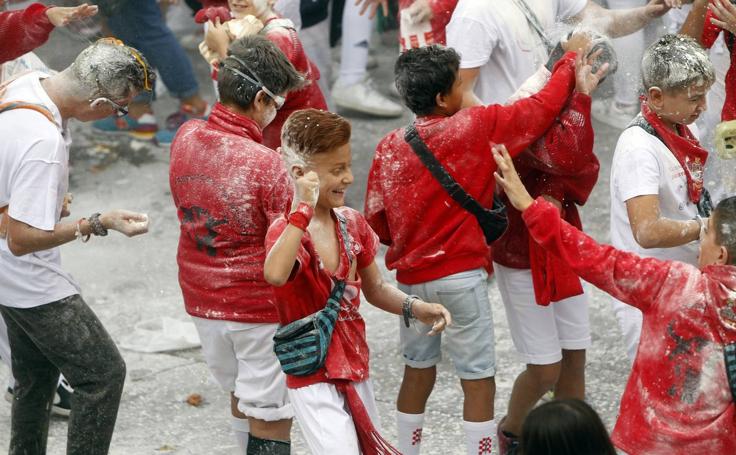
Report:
610,125,700,266
0,72,80,308
446,0,586,105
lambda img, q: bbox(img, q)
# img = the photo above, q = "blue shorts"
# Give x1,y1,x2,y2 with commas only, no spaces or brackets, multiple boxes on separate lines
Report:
398,268,495,380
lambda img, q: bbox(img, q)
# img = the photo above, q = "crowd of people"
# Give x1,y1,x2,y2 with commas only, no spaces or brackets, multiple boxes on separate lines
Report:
2,0,736,454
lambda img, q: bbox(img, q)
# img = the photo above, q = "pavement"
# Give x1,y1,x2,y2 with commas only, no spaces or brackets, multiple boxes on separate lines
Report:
0,8,633,455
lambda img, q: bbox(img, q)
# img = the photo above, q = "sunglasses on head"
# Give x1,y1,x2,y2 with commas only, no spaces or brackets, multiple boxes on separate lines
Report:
223,56,286,110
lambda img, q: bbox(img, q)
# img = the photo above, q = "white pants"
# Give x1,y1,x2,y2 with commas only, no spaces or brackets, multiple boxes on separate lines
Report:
290,379,380,455
300,18,334,109
192,317,292,421
494,263,591,365
610,298,642,365
338,0,373,84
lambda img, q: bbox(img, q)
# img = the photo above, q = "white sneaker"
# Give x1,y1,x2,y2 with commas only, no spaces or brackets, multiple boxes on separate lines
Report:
591,98,639,130
332,77,404,118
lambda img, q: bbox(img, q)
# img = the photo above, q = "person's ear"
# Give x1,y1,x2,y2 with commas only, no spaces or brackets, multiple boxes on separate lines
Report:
648,87,664,110
290,164,305,179
435,92,448,110
718,245,730,266
255,90,270,109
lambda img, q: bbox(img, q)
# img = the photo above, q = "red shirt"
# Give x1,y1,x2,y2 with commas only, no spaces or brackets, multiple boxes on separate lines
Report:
262,18,328,148
493,93,599,269
265,207,380,389
524,198,736,455
398,0,458,48
0,3,53,65
364,52,577,285
703,6,736,121
170,102,292,323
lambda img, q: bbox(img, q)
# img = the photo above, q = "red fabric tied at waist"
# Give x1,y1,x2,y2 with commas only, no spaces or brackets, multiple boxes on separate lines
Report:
333,380,401,455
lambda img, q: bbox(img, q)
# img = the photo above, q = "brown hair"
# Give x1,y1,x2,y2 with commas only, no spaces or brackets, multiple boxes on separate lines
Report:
280,109,351,159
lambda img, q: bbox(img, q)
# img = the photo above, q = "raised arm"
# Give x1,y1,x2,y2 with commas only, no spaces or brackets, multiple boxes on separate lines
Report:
493,146,679,313
263,171,319,287
0,3,98,64
572,0,669,38
485,51,606,157
680,0,710,44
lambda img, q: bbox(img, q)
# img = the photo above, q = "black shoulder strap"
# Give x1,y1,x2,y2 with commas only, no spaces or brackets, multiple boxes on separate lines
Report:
724,343,736,404
404,124,490,219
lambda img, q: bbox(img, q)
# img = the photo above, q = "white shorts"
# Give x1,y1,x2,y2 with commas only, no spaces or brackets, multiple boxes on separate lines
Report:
610,297,642,365
494,263,591,365
192,317,292,421
289,379,380,455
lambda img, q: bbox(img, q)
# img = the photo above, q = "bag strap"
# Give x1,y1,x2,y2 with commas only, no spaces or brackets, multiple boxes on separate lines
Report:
0,101,57,126
510,0,554,53
334,210,353,267
724,344,736,404
404,124,491,221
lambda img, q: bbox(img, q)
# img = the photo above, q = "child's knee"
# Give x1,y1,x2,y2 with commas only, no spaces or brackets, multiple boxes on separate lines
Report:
528,362,562,390
403,365,436,390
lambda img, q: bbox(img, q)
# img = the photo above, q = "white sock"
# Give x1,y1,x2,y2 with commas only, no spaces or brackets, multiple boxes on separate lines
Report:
231,415,249,453
463,419,496,455
397,411,425,455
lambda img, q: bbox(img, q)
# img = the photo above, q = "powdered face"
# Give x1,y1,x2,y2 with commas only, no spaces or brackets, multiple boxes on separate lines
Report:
228,0,269,19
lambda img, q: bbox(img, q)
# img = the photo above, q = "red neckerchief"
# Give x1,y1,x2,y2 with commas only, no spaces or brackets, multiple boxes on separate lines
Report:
641,101,708,204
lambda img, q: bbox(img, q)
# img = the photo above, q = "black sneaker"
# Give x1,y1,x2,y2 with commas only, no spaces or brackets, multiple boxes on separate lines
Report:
4,378,72,417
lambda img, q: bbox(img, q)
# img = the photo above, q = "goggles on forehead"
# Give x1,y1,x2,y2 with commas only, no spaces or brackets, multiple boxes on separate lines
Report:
223,55,285,110
96,37,152,92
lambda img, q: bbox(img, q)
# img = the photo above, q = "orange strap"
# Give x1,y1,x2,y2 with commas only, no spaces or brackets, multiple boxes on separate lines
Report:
0,101,57,126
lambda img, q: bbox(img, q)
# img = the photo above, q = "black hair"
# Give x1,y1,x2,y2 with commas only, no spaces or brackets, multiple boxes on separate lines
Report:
218,35,304,109
394,45,460,116
714,196,736,266
519,399,616,455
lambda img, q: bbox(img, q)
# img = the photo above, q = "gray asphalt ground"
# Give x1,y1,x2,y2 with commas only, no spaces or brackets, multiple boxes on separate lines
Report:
0,5,633,454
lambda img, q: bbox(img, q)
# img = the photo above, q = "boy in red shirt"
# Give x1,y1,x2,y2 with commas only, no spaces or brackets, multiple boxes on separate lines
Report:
169,35,303,454
199,0,328,148
364,43,604,454
494,144,736,455
263,108,451,455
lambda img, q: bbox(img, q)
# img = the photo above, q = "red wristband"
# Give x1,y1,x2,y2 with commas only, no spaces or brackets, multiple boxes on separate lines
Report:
288,202,314,231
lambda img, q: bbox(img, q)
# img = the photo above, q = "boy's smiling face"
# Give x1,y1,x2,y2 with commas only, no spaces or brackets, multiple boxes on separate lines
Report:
649,81,710,126
304,143,354,210
228,0,270,18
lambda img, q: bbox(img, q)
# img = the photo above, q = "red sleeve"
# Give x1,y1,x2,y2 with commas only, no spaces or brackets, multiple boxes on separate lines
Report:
702,8,722,49
354,213,380,270
364,140,392,246
522,93,599,205
264,217,311,281
0,3,54,65
522,197,689,313
481,52,577,158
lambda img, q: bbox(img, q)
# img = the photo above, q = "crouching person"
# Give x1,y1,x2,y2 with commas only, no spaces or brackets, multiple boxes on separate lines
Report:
264,109,451,454
0,38,152,454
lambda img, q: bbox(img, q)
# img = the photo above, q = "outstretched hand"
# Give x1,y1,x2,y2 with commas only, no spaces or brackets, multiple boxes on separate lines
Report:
100,210,149,237
412,301,452,336
46,3,98,28
404,0,433,24
574,49,609,96
355,0,389,19
492,145,534,212
710,0,736,35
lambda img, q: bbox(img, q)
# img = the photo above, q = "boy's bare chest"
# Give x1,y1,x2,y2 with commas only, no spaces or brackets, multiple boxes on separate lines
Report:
309,225,341,274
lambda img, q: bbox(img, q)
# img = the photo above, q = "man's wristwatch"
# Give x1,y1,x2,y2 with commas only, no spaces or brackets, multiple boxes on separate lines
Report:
88,213,108,237
402,295,419,328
